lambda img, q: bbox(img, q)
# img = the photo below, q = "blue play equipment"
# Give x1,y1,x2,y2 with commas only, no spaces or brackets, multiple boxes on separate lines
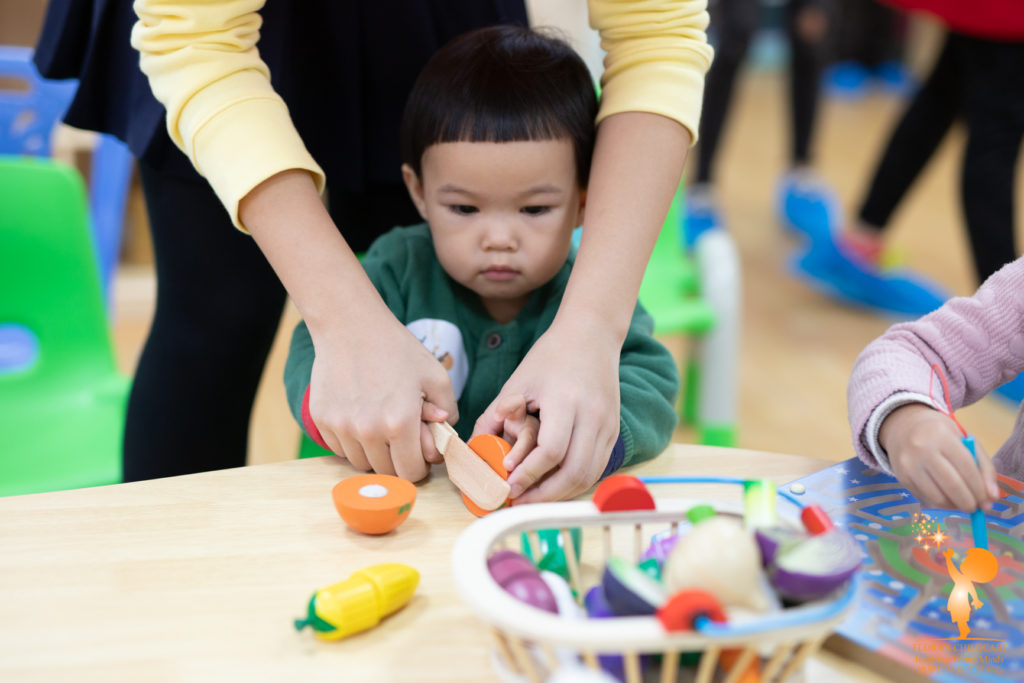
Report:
790,219,949,318
0,45,133,303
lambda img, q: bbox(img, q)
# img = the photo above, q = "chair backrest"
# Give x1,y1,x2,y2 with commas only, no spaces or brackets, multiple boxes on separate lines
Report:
0,45,133,304
0,45,75,156
0,156,118,394
89,134,133,300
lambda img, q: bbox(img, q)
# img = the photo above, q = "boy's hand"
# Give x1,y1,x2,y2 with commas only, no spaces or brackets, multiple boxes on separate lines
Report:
475,318,619,503
474,394,540,476
879,403,999,513
307,316,457,482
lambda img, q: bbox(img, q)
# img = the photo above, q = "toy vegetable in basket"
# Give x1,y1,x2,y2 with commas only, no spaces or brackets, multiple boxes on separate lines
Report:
451,474,860,683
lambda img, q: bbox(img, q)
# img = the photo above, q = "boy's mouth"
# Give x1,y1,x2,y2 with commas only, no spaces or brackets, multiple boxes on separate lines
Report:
481,265,518,281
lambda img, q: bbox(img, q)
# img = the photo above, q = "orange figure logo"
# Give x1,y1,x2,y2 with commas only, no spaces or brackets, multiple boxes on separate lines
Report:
942,546,998,639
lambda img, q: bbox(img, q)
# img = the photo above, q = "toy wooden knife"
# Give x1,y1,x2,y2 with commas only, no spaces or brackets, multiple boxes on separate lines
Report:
428,421,510,511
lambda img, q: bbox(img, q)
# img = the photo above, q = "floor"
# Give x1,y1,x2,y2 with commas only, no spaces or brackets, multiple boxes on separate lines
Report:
110,66,1023,471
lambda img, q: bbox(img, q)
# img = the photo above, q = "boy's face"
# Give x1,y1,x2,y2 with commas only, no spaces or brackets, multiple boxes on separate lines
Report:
403,139,584,323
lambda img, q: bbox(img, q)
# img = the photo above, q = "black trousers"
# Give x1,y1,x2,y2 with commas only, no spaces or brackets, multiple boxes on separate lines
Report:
697,0,834,183
835,0,903,68
123,160,420,481
857,34,1024,284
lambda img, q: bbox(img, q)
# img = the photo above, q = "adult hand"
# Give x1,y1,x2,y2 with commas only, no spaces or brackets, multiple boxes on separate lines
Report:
307,310,457,482
475,313,619,503
240,170,457,482
879,403,999,513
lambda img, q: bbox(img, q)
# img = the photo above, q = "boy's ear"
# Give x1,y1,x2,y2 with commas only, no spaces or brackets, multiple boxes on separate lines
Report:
401,164,429,221
576,189,586,227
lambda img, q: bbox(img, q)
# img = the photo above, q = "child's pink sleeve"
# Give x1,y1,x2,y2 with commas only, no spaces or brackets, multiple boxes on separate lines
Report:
847,258,1024,473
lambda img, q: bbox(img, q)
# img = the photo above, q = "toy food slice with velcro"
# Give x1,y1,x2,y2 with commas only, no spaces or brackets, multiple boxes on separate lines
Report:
428,421,511,513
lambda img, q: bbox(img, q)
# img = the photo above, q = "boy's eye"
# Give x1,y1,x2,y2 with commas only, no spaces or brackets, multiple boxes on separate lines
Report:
449,204,478,215
522,206,550,216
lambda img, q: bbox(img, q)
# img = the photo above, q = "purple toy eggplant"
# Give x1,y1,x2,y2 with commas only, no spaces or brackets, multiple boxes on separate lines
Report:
487,549,559,614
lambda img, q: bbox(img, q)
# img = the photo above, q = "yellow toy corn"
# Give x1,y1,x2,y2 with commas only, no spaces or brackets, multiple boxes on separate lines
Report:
294,563,420,640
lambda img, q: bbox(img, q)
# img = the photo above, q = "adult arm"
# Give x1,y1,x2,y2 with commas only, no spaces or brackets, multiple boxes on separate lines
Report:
510,304,680,503
479,0,712,500
131,1,457,477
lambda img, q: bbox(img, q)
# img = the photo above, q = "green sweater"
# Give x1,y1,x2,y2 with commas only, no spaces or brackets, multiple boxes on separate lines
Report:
284,224,679,472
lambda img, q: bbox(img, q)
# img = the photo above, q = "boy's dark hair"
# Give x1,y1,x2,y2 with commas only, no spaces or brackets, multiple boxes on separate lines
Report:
401,25,598,187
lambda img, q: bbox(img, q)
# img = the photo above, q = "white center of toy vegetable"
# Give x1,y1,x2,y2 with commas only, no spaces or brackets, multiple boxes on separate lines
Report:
359,484,388,498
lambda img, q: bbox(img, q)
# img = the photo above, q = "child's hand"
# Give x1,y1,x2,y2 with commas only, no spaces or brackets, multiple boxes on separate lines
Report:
879,403,1000,513
481,394,540,475
473,390,608,503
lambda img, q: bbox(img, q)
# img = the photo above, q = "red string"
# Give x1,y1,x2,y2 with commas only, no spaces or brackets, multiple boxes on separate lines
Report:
928,364,968,437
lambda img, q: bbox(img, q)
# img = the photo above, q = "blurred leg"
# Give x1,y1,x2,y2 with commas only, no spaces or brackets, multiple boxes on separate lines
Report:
123,161,288,481
787,0,834,165
960,38,1024,284
696,0,760,184
856,36,962,234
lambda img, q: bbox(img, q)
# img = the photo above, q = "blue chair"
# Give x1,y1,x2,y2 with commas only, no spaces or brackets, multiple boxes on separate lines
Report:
0,46,75,156
0,45,133,303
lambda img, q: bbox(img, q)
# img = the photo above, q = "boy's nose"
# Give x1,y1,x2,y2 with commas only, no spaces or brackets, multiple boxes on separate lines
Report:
481,223,517,251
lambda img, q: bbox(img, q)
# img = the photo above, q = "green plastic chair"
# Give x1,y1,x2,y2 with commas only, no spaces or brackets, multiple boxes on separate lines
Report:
638,186,740,447
0,156,129,496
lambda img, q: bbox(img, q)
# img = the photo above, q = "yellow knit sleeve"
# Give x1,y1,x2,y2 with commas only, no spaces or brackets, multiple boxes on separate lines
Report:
588,0,713,144
131,0,326,231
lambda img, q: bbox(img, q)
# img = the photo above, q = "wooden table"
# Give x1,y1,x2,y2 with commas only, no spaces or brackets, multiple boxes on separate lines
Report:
0,445,898,682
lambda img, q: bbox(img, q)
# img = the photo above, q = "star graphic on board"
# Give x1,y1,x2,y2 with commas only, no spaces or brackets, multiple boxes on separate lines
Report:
851,479,860,484
900,492,910,498
930,529,948,548
848,497,858,502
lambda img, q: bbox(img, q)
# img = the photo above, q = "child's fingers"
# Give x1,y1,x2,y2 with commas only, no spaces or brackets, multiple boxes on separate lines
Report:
506,414,569,499
930,455,980,512
944,442,994,511
502,417,538,472
494,393,528,422
902,464,951,510
973,442,1000,504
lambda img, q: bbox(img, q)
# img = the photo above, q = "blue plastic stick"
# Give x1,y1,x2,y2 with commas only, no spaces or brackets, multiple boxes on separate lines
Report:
962,436,989,550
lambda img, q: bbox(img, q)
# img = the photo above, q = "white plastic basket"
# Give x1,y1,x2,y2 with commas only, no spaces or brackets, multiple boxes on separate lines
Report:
451,479,857,683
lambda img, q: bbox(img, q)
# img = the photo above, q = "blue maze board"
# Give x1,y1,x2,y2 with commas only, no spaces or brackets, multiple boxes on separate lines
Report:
785,459,1024,682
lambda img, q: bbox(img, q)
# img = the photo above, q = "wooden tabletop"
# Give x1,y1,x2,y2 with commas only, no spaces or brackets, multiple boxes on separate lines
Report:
0,445,899,682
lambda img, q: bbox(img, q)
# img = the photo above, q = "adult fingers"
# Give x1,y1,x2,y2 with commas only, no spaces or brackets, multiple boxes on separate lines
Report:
420,400,445,465
506,412,572,499
421,423,442,464
336,431,371,471
359,427,396,476
388,419,428,482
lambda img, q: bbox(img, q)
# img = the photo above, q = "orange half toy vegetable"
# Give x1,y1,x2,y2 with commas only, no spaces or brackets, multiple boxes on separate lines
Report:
463,433,512,517
332,474,417,534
